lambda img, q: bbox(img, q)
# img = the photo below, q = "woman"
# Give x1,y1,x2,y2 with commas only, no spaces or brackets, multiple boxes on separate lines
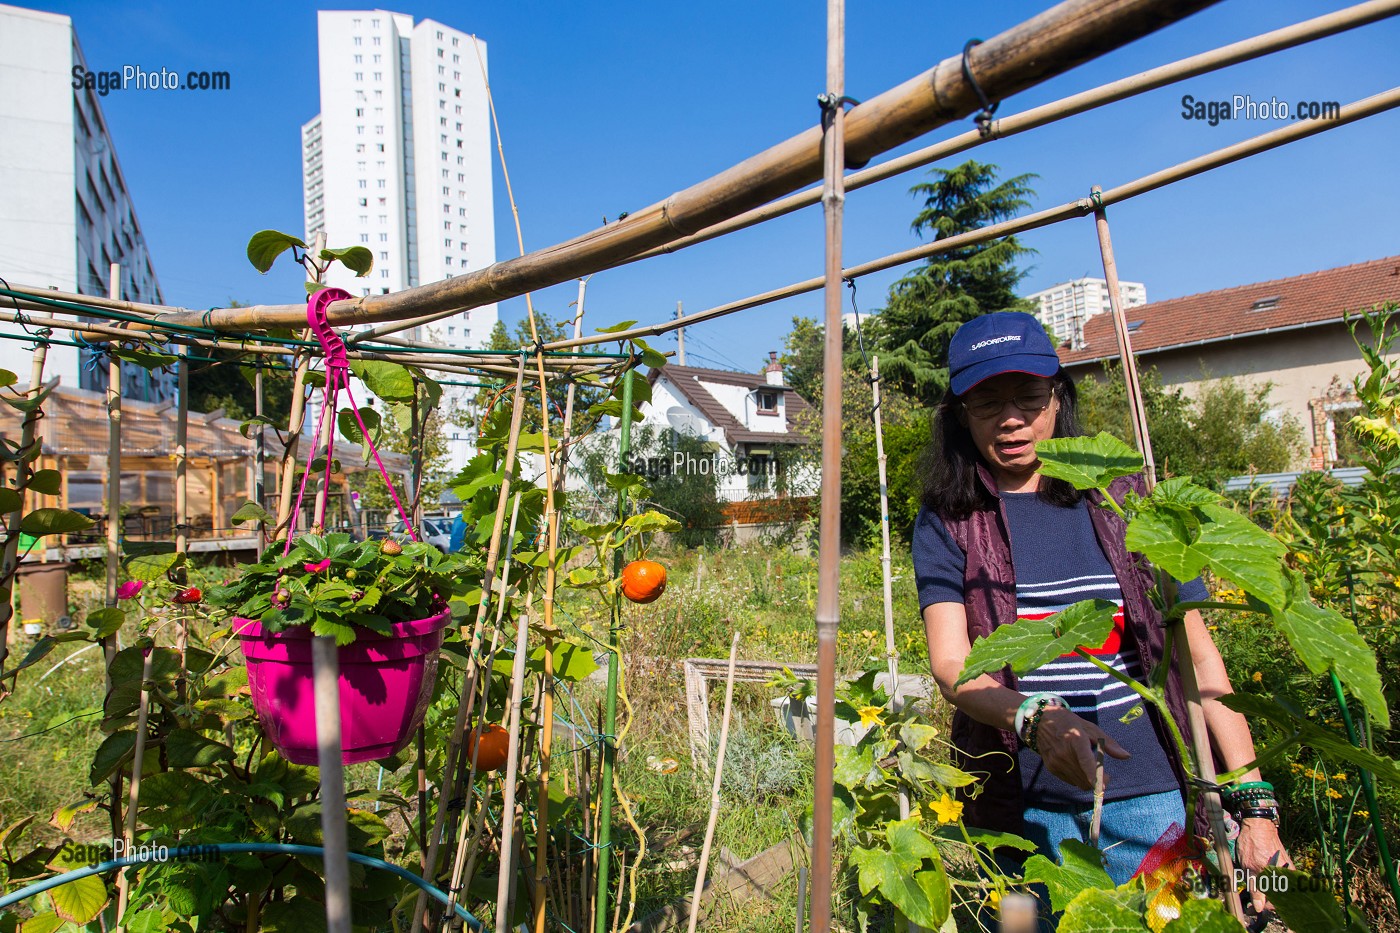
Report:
913,311,1290,916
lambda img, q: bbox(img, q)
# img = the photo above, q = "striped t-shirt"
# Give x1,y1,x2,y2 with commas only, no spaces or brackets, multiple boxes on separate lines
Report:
914,491,1203,808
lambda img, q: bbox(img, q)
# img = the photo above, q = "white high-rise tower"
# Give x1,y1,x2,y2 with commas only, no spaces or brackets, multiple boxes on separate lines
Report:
302,10,498,471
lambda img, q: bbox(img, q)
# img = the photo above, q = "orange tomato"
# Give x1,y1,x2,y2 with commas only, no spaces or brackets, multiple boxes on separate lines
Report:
621,559,667,604
465,723,511,772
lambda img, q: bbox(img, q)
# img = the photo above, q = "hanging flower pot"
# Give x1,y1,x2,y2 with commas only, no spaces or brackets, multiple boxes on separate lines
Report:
212,286,463,765
233,603,451,765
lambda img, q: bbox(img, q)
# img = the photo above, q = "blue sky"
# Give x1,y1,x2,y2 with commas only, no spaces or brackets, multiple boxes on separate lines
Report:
32,1,1400,373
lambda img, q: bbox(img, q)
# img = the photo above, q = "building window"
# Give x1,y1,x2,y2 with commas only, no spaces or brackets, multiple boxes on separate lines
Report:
381,269,389,279
360,234,369,243
757,390,778,413
376,143,384,152
377,179,386,188
354,55,362,64
437,48,444,58
442,185,450,195
353,35,362,46
445,257,453,266
379,251,388,260
354,72,363,82
358,197,367,206
444,238,452,247
358,179,367,189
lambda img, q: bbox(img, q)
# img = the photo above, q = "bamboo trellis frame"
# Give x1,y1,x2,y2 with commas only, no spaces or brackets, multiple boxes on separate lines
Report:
2,0,1398,929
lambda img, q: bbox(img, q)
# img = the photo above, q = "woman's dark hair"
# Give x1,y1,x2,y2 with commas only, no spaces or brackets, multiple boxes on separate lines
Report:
920,368,1083,520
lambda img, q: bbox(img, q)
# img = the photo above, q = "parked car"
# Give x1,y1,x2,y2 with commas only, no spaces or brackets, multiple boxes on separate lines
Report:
368,517,454,552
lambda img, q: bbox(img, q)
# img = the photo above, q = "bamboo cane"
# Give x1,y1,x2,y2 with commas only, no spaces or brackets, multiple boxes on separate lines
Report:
254,361,267,557
495,586,536,932
115,646,155,925
415,355,530,931
810,1,846,928
155,0,1220,335
1090,202,1245,923
0,338,48,687
686,632,742,933
538,84,1400,355
594,369,635,933
273,231,327,541
104,264,125,854
622,0,1400,268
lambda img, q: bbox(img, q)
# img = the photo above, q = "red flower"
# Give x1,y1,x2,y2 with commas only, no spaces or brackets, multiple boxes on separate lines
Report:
303,559,332,573
172,587,202,605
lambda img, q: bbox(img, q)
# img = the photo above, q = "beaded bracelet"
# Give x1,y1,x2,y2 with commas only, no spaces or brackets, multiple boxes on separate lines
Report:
1023,696,1068,753
1014,692,1064,740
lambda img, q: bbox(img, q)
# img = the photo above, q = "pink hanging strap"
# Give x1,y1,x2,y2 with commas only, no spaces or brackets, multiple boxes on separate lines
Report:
285,288,417,554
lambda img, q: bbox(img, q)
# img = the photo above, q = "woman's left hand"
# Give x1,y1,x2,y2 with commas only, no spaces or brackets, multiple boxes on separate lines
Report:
1236,818,1293,913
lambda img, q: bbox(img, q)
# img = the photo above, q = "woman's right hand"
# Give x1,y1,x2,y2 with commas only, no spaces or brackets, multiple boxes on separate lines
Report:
1033,707,1131,790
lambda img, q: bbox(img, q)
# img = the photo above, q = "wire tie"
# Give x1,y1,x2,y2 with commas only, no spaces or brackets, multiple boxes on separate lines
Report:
961,39,1000,137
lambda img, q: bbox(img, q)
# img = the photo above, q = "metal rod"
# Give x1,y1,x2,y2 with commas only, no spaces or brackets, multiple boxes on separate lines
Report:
541,84,1400,354
810,0,845,927
594,367,635,933
154,0,1219,334
686,632,742,933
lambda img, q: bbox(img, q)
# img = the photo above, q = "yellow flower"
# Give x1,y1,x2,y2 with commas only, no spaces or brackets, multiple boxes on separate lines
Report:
1327,788,1343,800
1333,772,1348,783
984,888,1002,911
1336,506,1346,516
929,793,964,824
857,705,885,729
1297,553,1311,564
1357,810,1370,819
1251,671,1263,683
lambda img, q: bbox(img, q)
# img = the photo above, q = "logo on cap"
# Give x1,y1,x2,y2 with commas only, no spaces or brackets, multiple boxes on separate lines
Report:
968,335,1023,352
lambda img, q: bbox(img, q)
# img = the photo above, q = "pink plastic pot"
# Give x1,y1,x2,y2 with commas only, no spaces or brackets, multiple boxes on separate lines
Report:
234,608,451,765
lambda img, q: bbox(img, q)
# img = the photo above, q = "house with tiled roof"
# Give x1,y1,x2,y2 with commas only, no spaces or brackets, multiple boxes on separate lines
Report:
1058,255,1400,469
637,353,819,505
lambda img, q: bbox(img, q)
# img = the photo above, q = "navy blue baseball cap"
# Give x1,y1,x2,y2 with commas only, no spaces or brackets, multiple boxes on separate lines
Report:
948,311,1061,396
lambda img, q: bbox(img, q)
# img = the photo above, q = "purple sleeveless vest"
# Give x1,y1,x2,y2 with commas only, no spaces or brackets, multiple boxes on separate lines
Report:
938,463,1209,839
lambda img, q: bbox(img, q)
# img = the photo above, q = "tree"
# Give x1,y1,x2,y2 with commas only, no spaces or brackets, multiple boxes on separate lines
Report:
791,365,930,547
1075,365,1304,488
872,160,1038,403
779,315,858,400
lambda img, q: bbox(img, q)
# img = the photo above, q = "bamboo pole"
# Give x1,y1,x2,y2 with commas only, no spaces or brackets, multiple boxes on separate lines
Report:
495,586,535,933
540,84,1400,354
312,635,353,932
254,361,266,557
273,231,327,541
115,646,155,925
686,632,741,933
1090,203,1244,923
156,0,1219,335
0,338,48,687
594,368,635,933
623,0,1400,267
810,1,845,928
415,355,530,931
1092,187,1156,485
104,264,125,852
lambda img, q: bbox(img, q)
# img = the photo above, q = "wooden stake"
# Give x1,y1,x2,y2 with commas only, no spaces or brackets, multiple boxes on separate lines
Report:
495,588,536,932
810,2,846,928
686,632,742,933
174,348,189,673
254,360,266,556
0,337,48,685
1090,203,1244,923
104,264,125,854
273,230,327,541
115,647,155,924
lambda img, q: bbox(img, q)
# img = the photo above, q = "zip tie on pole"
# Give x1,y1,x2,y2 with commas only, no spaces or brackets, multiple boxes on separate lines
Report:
961,39,1000,137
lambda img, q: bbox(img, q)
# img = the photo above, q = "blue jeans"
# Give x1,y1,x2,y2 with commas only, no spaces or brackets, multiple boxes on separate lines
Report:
989,791,1187,930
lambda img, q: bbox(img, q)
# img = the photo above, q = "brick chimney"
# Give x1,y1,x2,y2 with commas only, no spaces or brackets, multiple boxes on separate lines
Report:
765,351,783,386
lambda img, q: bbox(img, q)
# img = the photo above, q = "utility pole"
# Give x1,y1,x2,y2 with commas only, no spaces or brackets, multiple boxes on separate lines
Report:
675,301,686,366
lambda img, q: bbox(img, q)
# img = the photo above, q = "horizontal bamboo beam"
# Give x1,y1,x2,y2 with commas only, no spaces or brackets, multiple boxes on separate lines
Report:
151,0,1219,333
540,84,1400,351
622,0,1400,265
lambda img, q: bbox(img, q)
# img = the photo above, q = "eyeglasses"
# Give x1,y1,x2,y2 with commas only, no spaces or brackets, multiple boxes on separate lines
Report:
961,389,1053,420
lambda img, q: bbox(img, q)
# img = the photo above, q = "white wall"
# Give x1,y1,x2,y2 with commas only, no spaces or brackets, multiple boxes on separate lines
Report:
0,3,167,400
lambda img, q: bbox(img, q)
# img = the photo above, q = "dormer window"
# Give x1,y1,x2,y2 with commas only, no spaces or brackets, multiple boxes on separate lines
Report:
1250,296,1281,312
757,390,778,413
